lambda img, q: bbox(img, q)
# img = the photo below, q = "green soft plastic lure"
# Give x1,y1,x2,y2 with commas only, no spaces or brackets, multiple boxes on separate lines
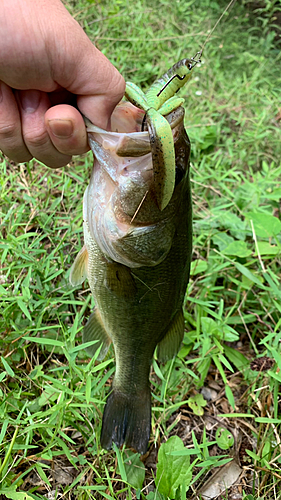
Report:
125,55,200,210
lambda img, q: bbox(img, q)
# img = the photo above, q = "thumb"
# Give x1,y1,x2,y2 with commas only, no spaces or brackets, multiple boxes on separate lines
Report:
49,13,125,130
76,52,126,130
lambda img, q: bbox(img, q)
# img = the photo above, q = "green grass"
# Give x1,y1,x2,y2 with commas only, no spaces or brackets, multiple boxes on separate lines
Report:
1,0,281,498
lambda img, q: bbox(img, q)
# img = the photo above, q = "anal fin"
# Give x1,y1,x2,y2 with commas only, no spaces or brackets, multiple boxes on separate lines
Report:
83,307,111,360
156,309,184,363
69,245,88,286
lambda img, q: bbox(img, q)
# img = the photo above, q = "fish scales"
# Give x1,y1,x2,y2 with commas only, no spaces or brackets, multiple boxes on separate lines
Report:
70,102,192,454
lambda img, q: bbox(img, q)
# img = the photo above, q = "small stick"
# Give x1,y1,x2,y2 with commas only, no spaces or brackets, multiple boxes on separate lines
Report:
130,190,149,223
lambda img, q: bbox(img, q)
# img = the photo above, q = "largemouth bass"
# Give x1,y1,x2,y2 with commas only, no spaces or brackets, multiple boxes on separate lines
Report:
70,101,192,454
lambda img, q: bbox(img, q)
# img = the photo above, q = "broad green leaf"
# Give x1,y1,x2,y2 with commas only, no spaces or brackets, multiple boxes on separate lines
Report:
216,211,246,240
29,365,44,380
261,440,271,466
246,212,281,237
246,449,260,461
224,346,249,371
1,356,15,377
17,299,32,321
86,375,91,404
215,427,234,450
223,240,252,258
156,436,192,498
213,355,227,384
35,463,51,486
226,314,256,325
197,457,232,467
187,394,207,416
178,344,193,359
254,241,279,256
68,340,98,354
235,263,265,288
212,232,234,251
223,325,239,342
190,259,208,276
218,413,254,418
124,452,145,490
255,418,281,424
24,337,64,347
218,353,234,373
263,271,281,298
0,420,8,445
225,385,235,410
0,492,34,500
266,187,281,200
146,492,165,500
170,447,201,456
153,359,166,381
201,317,221,338
196,357,211,387
38,386,58,407
113,443,127,482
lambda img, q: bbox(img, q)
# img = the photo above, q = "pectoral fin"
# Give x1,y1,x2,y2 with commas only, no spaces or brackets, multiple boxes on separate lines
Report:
104,263,137,300
69,245,88,286
83,307,111,360
156,309,185,362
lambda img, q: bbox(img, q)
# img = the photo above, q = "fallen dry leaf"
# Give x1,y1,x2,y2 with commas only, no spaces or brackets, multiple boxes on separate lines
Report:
199,460,242,499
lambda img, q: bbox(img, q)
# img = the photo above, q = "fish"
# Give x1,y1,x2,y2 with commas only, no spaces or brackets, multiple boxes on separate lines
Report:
70,100,192,454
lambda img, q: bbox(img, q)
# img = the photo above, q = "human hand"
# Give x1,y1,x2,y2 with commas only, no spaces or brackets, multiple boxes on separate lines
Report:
0,0,125,167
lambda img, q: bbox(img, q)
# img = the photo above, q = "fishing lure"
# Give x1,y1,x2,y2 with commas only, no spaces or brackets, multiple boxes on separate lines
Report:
125,54,200,211
124,0,236,211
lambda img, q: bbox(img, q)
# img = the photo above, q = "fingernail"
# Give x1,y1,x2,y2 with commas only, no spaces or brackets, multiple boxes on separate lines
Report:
48,119,74,138
19,89,41,113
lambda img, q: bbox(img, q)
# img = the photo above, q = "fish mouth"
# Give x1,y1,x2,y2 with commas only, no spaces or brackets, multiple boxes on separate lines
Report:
84,102,188,268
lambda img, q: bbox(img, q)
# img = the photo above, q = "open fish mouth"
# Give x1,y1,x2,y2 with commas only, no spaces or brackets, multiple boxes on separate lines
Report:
84,102,187,268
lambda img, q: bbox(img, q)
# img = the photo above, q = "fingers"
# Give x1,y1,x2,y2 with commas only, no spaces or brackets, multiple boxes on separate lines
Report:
0,81,31,162
76,60,126,130
0,84,89,167
48,25,126,130
16,89,73,168
45,104,88,157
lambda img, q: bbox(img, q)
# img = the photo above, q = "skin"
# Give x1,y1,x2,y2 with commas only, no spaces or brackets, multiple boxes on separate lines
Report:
0,0,125,168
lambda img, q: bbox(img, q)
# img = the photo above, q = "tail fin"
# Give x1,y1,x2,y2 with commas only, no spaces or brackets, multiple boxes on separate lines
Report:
100,388,151,455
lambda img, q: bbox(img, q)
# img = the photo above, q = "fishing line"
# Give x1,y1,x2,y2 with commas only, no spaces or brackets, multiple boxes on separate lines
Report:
197,0,237,59
157,0,237,97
